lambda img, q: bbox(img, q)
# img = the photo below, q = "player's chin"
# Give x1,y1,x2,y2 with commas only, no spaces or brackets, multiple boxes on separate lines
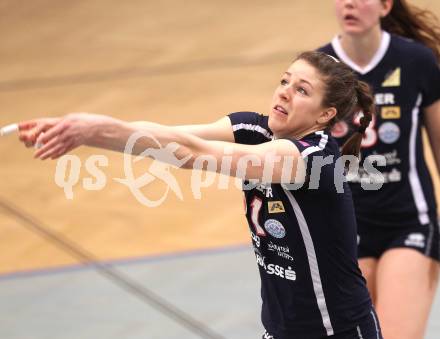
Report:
342,25,368,36
268,115,286,136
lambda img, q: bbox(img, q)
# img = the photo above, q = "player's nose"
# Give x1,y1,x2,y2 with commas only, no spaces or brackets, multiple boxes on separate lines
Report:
277,85,291,101
342,0,355,9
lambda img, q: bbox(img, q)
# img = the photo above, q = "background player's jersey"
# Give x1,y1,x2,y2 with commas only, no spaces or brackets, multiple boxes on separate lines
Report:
319,32,440,228
228,112,371,339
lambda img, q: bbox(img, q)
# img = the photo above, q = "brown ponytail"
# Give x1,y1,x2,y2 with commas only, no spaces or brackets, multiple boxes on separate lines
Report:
340,81,375,157
382,0,440,61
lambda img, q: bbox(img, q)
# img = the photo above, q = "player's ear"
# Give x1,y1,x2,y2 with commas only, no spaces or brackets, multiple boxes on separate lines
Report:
380,0,393,18
317,107,337,125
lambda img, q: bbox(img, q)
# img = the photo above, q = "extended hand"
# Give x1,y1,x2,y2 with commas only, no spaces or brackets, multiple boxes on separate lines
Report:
18,117,61,148
19,113,102,160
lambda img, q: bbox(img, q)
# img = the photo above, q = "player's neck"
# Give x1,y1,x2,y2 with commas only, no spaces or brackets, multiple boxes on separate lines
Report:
291,125,326,141
339,27,383,69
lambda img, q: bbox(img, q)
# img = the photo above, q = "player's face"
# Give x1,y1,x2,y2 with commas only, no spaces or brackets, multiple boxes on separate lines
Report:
268,59,329,138
334,0,392,35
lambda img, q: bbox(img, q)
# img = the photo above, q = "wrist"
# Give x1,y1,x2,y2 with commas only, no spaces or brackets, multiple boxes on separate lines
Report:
85,114,121,147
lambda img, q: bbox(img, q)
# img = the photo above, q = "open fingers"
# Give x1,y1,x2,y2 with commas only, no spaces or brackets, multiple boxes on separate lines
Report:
18,130,37,146
18,121,38,145
18,118,61,145
39,143,66,160
39,122,67,145
18,120,38,131
34,135,63,159
51,140,75,160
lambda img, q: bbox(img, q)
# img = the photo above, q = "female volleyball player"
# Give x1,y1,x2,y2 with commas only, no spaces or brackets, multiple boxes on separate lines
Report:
318,1,440,338
18,51,383,338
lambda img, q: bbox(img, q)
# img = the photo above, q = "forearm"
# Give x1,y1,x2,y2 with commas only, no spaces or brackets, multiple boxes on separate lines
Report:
130,117,234,142
91,118,196,163
95,119,276,178
130,121,207,138
30,113,300,182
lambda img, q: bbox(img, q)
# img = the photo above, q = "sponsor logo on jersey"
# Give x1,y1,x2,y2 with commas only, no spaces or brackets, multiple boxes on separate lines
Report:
382,67,401,87
331,120,349,138
268,201,285,214
378,122,400,144
263,332,275,339
255,252,267,267
253,246,263,257
251,232,261,248
381,106,401,119
375,93,395,105
266,264,296,281
268,241,293,261
372,149,401,165
347,171,384,185
264,219,286,239
404,233,425,248
255,253,296,281
349,167,401,184
386,168,402,182
256,183,273,198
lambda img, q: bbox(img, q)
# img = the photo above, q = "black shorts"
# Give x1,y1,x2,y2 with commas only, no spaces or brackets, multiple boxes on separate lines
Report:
357,218,440,261
262,308,383,339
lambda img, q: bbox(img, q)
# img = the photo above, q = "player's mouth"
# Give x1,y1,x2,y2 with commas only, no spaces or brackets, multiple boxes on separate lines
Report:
344,14,359,24
273,105,288,116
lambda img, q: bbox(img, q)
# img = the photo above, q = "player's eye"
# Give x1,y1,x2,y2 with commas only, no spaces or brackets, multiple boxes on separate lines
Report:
297,86,308,95
280,79,289,86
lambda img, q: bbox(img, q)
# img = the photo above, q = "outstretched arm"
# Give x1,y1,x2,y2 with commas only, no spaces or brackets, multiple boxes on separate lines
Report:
130,117,235,142
18,115,234,148
19,113,304,183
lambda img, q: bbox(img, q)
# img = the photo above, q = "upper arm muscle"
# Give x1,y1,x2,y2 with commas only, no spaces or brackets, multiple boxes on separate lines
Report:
210,138,304,184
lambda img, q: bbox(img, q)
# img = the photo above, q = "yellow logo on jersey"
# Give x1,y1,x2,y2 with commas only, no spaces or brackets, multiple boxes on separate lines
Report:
268,201,285,213
382,68,401,87
381,106,401,119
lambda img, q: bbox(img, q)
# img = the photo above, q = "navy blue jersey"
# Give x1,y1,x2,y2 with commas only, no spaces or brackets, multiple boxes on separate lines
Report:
229,112,372,339
319,32,440,228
